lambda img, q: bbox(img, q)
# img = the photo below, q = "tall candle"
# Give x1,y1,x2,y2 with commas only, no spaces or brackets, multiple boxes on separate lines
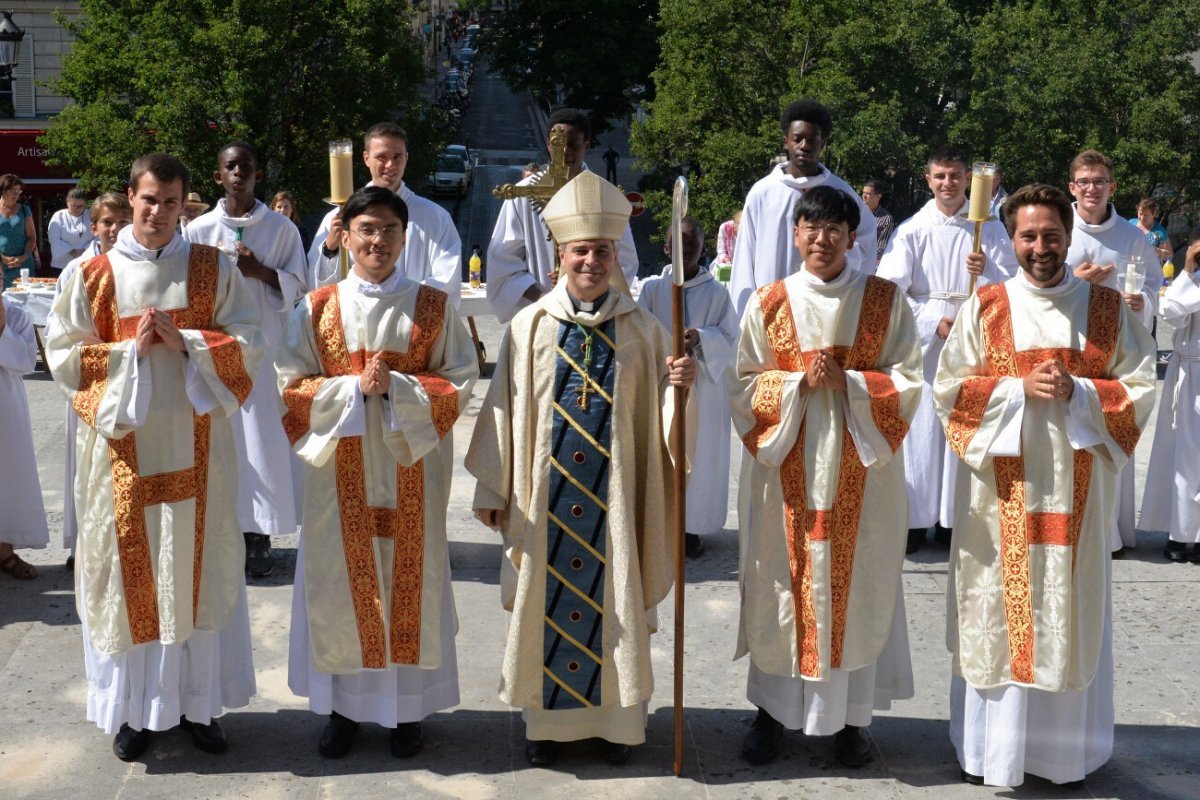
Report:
969,162,997,222
328,139,354,203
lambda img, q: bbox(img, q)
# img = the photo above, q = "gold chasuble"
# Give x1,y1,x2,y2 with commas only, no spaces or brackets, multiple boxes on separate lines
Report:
278,278,478,674
934,273,1155,691
732,269,924,680
47,242,264,655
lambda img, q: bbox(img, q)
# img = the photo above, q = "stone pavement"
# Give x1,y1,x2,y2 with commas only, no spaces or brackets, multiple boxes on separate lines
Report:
2,315,1198,800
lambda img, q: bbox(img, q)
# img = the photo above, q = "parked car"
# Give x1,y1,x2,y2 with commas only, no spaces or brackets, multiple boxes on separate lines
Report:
427,152,469,196
444,144,475,185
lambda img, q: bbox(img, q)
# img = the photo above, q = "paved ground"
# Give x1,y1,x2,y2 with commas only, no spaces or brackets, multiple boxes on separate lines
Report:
2,309,1199,799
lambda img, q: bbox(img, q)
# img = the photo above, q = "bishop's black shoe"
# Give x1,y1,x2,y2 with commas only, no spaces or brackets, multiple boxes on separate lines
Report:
833,724,872,768
525,739,559,766
244,532,276,578
390,722,424,758
179,716,227,754
318,712,359,758
741,706,783,765
1166,540,1188,562
960,768,984,785
685,533,705,559
113,724,150,761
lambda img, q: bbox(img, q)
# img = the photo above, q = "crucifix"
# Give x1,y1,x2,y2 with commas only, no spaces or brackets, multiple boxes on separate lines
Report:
492,127,573,280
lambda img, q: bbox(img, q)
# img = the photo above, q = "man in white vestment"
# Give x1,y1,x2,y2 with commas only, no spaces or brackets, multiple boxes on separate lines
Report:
729,99,877,317
46,153,264,761
308,122,462,307
185,142,307,577
485,107,639,324
732,186,923,767
1065,149,1161,555
280,186,478,759
467,171,696,767
1140,235,1200,563
877,147,1018,553
638,218,738,557
934,184,1155,787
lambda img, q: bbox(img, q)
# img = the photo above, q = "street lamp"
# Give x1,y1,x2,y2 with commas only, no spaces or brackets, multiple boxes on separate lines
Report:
0,10,24,81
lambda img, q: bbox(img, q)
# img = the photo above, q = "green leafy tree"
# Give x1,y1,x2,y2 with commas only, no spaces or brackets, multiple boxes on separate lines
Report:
41,0,438,215
483,0,659,134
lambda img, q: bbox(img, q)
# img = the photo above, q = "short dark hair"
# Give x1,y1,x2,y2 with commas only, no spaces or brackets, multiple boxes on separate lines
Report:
547,107,592,142
218,140,258,167
66,187,88,202
792,185,861,230
341,185,409,229
927,146,968,170
1002,183,1073,238
129,152,190,197
864,178,887,194
363,122,409,150
780,99,832,139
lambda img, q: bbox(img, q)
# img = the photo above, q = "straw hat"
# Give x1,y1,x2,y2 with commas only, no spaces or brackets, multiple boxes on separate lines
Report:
183,192,209,212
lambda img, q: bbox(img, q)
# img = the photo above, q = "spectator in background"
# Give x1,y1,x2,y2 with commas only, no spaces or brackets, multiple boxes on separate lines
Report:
861,179,894,260
522,162,540,179
1131,197,1173,264
48,187,94,272
602,143,621,183
716,209,741,267
178,191,209,231
0,174,37,286
271,190,312,252
988,165,1009,219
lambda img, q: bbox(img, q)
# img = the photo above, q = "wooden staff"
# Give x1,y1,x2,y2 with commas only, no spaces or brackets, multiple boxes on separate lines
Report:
670,175,688,777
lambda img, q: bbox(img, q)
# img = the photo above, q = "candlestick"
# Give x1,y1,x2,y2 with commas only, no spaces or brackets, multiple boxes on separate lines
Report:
969,162,996,222
328,140,354,205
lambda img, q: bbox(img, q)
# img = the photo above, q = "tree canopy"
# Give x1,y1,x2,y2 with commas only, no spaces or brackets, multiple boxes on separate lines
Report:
634,0,1200,240
41,0,437,215
482,0,659,134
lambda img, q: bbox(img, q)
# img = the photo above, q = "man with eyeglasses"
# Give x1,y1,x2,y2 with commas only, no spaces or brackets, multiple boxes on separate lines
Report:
1066,149,1160,556
308,122,462,308
281,185,479,760
877,147,1018,554
733,186,923,767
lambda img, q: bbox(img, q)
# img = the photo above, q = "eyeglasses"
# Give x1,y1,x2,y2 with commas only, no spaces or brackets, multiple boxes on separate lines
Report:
351,225,404,243
797,223,848,242
1071,179,1113,188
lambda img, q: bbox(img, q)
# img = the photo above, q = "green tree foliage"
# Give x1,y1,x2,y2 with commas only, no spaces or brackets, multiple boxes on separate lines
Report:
635,0,1200,241
41,0,437,215
483,0,659,134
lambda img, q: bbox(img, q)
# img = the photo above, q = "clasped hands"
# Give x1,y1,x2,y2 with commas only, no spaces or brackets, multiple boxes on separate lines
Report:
801,349,848,392
358,352,390,396
1023,358,1074,401
133,308,185,353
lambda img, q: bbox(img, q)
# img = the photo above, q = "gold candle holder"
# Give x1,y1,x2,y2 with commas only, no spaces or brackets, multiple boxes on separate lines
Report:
967,162,997,294
328,140,354,205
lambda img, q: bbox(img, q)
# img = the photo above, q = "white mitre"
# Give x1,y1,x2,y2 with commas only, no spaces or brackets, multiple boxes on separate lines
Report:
541,171,632,244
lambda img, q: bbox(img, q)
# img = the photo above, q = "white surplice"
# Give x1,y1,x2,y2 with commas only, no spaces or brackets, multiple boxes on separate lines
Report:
637,265,738,534
933,270,1156,786
186,200,306,536
485,168,639,324
306,182,462,308
47,228,265,732
1066,203,1162,550
876,199,1017,529
0,294,49,548
48,207,93,270
278,272,477,717
731,268,923,732
728,164,877,317
55,253,99,552
1139,271,1200,544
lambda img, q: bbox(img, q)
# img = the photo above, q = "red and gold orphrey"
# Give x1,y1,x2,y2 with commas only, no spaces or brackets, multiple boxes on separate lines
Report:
292,283,456,668
754,276,903,675
76,245,248,643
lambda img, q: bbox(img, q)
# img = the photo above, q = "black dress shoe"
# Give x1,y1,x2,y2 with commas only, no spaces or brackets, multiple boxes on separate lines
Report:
1188,544,1200,564
390,722,424,758
934,524,953,547
113,724,150,761
906,528,926,555
960,768,984,785
1165,540,1188,562
833,724,872,768
65,554,75,570
244,532,275,578
685,533,705,559
319,712,359,758
525,739,558,766
179,716,227,754
741,706,783,764
1111,546,1127,559
600,740,632,764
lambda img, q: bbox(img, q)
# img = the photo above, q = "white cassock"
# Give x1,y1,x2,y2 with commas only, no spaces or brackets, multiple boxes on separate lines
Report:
186,200,307,537
0,293,49,549
934,270,1155,786
731,269,923,734
485,168,639,324
280,271,478,724
876,199,1017,530
307,181,462,309
637,265,738,534
48,207,93,270
1139,270,1200,544
46,227,264,734
1066,203,1162,551
728,164,877,317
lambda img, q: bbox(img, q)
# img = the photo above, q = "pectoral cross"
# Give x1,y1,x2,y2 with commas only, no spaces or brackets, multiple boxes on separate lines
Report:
573,325,595,411
574,382,592,411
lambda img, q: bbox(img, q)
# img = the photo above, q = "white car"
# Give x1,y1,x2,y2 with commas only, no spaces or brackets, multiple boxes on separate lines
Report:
444,145,475,185
428,153,468,196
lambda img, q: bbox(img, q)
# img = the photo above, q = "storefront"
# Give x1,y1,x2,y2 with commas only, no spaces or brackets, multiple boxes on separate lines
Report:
1,128,78,273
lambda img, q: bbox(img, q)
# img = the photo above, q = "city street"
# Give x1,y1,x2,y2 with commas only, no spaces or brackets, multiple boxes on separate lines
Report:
2,68,1199,800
